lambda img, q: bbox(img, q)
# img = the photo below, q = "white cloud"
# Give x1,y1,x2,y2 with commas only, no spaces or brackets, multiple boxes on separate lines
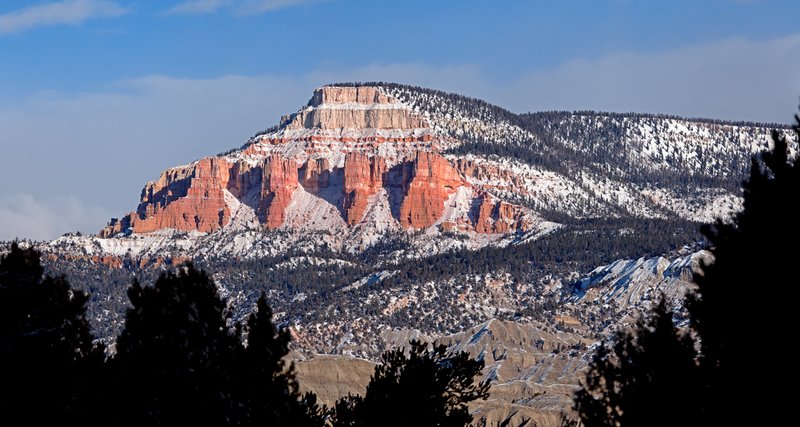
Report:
498,34,800,123
0,193,111,241
0,73,316,242
285,35,800,124
0,0,127,35
304,35,800,123
1,34,798,240
164,0,232,15
235,0,321,15
165,0,320,16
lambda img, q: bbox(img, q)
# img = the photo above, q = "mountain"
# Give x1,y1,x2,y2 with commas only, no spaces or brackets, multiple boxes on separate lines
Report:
27,83,786,425
48,83,775,264
95,85,540,255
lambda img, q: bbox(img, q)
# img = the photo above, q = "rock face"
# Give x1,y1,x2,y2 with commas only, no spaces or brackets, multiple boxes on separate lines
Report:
295,356,376,408
259,155,299,229
298,158,332,194
100,85,535,240
100,158,231,237
399,151,463,229
472,193,529,233
285,86,426,130
343,153,386,225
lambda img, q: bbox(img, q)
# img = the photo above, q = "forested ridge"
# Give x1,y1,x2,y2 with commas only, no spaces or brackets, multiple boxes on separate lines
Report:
29,216,703,347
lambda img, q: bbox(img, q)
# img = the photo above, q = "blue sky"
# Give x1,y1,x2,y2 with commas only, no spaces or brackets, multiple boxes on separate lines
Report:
1,0,800,240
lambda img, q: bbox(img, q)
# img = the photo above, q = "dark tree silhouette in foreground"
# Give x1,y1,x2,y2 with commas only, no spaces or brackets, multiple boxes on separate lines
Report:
111,265,240,427
688,116,800,425
0,243,102,426
332,339,489,427
573,300,702,426
573,109,799,426
110,265,324,427
237,295,326,426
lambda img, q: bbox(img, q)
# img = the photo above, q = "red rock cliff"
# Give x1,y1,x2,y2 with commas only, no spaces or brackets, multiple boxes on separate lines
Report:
399,151,464,229
259,155,299,229
343,153,386,225
101,158,231,237
472,192,529,234
100,85,533,238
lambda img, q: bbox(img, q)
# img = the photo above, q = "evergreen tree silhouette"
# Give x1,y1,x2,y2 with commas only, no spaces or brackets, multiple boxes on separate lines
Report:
0,243,102,426
110,265,240,427
236,295,326,426
331,339,489,427
573,300,702,426
687,114,800,425
110,265,324,426
572,109,799,426
331,393,365,427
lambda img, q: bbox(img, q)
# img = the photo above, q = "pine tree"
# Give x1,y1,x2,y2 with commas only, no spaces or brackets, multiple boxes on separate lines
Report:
110,265,240,427
0,243,102,426
687,116,799,425
573,300,702,426
332,340,489,427
110,266,325,426
572,109,800,426
237,295,326,426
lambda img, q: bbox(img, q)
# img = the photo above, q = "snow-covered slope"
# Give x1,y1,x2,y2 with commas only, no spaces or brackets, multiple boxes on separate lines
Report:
25,82,794,427
44,83,782,265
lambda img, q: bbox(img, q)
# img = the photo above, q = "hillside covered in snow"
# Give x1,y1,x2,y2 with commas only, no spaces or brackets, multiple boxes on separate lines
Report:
19,82,790,426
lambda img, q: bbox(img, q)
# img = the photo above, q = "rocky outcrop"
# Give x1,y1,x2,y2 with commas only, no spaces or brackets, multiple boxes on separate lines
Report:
259,155,299,229
99,217,129,238
399,151,463,229
227,159,263,202
100,85,536,239
100,158,231,237
343,153,386,225
295,356,375,408
311,86,395,106
285,86,427,130
455,158,526,192
299,158,332,193
472,193,530,233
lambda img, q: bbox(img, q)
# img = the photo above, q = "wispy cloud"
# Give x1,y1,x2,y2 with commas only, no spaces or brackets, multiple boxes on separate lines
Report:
0,74,314,240
164,0,232,15
0,0,127,35
500,34,800,122
1,34,798,239
235,0,321,15
165,0,321,16
298,34,800,123
0,193,111,241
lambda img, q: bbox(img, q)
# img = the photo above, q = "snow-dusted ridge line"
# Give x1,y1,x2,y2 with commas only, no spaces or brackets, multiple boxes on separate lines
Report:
67,83,785,262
